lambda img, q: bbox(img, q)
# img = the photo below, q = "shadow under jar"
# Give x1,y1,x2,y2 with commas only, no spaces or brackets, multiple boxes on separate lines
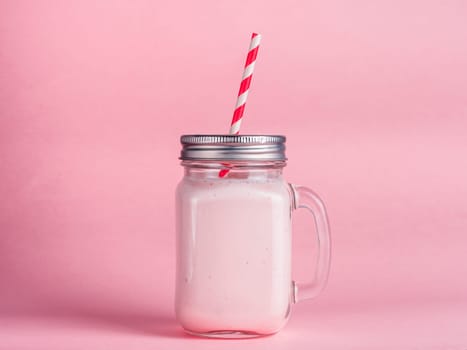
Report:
175,135,331,338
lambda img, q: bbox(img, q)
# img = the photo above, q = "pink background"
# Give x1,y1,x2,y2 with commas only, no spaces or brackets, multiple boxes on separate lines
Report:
1,0,467,349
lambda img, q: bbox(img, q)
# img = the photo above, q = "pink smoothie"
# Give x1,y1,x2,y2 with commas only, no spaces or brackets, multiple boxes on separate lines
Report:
175,173,293,335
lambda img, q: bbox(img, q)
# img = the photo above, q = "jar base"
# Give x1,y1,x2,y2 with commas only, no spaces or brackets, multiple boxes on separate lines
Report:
184,328,272,339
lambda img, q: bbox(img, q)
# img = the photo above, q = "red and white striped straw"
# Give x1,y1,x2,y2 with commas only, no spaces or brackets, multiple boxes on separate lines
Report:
229,32,262,134
219,33,261,178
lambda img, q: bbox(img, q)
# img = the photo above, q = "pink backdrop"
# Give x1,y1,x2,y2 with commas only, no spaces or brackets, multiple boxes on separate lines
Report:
1,1,467,349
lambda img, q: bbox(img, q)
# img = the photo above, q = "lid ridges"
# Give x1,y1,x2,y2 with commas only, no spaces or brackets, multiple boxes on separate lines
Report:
180,134,287,161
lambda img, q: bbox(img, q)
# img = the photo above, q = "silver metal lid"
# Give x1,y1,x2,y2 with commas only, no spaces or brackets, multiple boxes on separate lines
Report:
180,135,287,161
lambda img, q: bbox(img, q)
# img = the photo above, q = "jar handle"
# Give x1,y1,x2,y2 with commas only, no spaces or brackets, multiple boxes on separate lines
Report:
289,184,331,303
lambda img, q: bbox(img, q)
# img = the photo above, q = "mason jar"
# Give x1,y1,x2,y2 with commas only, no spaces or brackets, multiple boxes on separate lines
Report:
175,135,331,338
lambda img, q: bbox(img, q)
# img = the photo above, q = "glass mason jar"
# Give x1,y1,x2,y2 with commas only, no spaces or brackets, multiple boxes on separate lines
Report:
175,135,331,338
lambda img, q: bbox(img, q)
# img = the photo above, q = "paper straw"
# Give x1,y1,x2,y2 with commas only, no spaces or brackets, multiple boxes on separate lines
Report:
229,32,262,134
219,33,262,177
